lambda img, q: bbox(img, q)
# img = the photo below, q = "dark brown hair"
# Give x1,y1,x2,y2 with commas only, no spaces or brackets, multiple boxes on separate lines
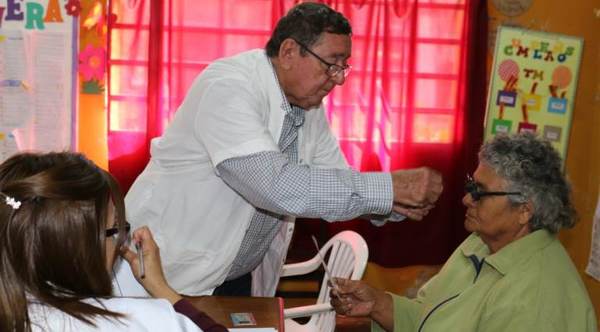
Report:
266,2,351,57
0,152,128,332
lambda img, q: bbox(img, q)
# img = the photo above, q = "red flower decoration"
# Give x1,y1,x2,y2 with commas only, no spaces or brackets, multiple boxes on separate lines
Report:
79,45,106,81
65,0,82,17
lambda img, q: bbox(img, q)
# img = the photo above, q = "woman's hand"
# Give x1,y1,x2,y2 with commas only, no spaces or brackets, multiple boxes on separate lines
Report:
330,278,395,331
120,226,182,305
330,278,380,316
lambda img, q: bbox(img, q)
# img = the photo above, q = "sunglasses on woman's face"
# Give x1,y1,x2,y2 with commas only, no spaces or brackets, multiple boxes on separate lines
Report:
464,175,522,202
105,222,131,239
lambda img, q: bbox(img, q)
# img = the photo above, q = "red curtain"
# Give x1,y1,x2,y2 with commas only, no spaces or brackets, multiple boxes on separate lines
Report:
107,0,487,267
318,0,488,266
108,0,286,192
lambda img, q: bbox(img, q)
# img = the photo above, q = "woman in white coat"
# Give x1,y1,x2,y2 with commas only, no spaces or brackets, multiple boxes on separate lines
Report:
0,152,227,332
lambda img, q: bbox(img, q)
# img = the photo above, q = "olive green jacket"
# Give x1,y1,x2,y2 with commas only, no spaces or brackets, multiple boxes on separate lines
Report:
373,230,597,332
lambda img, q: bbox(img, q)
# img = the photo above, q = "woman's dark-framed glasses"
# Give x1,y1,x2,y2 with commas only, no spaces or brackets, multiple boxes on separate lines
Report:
465,175,522,201
292,39,351,78
105,222,131,238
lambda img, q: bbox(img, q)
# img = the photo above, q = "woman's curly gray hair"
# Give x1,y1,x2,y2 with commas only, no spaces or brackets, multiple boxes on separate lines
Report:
479,132,576,233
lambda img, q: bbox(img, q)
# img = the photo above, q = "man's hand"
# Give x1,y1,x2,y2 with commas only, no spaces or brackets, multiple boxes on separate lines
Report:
391,167,443,218
392,203,434,221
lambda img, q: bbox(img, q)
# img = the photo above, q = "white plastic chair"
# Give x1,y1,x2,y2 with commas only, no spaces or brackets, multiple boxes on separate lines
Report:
282,230,369,332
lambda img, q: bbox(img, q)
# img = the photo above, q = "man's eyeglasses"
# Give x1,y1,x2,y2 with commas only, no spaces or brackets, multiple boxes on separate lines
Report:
465,175,522,201
292,39,351,78
105,222,131,239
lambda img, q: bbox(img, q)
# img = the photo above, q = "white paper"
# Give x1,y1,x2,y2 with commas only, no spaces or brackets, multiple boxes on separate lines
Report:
585,193,600,281
0,30,32,129
0,30,27,79
0,11,74,156
0,86,32,129
0,129,19,163
15,30,72,152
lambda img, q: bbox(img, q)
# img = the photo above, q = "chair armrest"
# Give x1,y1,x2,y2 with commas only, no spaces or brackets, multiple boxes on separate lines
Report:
283,303,333,319
281,256,320,277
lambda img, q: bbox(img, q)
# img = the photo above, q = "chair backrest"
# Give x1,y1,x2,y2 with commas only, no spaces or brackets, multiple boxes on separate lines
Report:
309,230,369,332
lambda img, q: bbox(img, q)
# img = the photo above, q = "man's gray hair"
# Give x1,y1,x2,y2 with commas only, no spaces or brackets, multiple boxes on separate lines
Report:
479,132,576,233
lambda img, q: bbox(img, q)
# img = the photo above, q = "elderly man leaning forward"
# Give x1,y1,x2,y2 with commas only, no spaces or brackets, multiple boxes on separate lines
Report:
116,2,443,298
331,133,597,332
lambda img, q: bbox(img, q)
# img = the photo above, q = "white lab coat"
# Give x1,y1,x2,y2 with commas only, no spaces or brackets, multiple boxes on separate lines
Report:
122,49,348,297
28,297,201,331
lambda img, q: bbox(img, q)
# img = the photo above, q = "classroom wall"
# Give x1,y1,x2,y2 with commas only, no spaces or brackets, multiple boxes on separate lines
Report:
487,0,600,322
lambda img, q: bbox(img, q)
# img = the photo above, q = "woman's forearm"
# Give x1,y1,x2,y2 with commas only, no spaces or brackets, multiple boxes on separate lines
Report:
370,292,395,331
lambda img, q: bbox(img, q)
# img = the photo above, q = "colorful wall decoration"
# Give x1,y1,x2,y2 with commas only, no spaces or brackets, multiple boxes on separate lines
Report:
484,26,584,161
0,0,78,30
77,0,109,168
78,0,108,95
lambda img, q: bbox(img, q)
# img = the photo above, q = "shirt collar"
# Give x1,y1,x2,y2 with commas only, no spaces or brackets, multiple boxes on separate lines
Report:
461,229,555,275
267,55,305,127
288,104,305,127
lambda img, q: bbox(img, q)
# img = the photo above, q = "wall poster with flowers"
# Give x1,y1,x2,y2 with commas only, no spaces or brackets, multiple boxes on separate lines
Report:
78,0,110,95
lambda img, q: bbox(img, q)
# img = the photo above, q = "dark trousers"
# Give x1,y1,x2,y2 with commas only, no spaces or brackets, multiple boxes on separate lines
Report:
212,272,252,296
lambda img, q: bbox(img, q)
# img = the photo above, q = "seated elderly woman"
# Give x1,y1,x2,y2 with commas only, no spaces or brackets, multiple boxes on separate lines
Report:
0,152,227,332
331,133,597,332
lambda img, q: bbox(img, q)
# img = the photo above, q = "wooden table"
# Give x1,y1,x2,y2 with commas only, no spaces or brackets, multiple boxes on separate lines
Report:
186,296,284,331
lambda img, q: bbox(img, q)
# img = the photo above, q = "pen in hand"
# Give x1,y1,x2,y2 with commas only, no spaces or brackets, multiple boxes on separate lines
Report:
135,242,145,279
311,235,340,292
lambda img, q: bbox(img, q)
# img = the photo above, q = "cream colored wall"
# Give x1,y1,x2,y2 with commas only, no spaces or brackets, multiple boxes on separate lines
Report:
488,0,600,323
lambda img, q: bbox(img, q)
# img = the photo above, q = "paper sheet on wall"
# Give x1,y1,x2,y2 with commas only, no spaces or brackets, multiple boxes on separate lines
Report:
0,30,32,130
0,130,19,162
585,193,600,281
0,29,73,159
0,0,76,163
484,27,583,165
17,31,72,152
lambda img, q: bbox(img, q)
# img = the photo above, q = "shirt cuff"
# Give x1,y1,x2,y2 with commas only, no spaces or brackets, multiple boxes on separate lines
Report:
362,172,394,215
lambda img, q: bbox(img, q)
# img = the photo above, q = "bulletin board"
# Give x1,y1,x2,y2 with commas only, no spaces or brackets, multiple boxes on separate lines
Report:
484,26,584,161
0,0,78,162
